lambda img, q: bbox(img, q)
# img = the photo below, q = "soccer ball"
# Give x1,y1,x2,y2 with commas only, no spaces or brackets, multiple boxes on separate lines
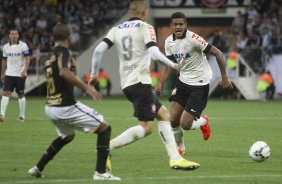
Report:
249,141,270,162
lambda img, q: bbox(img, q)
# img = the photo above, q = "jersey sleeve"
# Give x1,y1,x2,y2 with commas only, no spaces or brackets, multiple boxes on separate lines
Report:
164,38,172,56
190,32,211,53
2,45,7,58
143,23,157,48
22,42,30,56
103,28,115,48
57,48,70,69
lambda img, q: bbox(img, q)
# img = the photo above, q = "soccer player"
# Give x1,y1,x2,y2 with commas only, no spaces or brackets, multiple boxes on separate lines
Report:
0,28,30,122
156,12,233,155
89,0,199,170
28,23,120,181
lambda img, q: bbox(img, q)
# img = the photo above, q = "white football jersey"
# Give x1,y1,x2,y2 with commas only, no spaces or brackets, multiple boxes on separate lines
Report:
2,41,29,77
165,30,212,86
104,18,157,89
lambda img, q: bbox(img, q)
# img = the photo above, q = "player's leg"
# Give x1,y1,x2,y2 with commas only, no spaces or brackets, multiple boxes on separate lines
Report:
57,102,120,180
155,104,182,160
93,122,120,180
156,104,199,170
110,120,152,151
0,76,14,122
16,76,26,122
181,84,210,140
168,79,188,155
29,105,76,177
110,83,154,153
28,133,75,178
170,101,186,155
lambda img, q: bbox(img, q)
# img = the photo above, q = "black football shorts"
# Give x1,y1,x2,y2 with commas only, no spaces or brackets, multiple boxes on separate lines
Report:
169,79,209,119
123,83,162,121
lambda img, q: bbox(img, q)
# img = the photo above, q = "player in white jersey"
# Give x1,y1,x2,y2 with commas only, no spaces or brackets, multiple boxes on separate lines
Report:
0,28,30,123
156,12,233,155
89,1,199,171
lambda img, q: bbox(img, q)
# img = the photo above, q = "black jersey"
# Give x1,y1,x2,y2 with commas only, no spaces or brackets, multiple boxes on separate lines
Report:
44,46,77,106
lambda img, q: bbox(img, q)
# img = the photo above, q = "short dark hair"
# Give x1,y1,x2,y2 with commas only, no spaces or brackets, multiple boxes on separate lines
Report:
52,23,70,41
9,27,19,33
170,12,186,23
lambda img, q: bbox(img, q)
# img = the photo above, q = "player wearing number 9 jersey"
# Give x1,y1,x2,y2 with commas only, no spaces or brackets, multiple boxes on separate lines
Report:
89,0,200,171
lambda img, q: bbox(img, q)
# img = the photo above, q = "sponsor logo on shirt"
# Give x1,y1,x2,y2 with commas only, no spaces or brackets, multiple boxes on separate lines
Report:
191,33,207,46
118,22,141,29
148,25,156,41
6,52,21,56
174,53,190,59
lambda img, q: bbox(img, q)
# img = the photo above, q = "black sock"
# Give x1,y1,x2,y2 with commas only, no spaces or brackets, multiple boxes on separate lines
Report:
96,126,111,173
36,135,74,171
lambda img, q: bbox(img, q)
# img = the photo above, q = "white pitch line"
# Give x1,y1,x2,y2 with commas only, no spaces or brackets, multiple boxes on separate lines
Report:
2,174,282,184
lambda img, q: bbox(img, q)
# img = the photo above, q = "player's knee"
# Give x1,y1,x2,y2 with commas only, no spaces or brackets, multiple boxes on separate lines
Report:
3,91,11,97
17,93,24,98
180,121,192,130
102,125,111,136
156,106,170,121
63,134,75,144
170,117,180,128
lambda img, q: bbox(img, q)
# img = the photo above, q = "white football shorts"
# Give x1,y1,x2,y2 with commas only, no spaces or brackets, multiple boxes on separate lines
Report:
45,101,104,138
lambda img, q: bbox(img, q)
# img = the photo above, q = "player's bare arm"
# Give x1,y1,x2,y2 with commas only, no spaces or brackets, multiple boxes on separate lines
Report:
156,67,172,95
59,68,102,101
1,59,7,82
209,46,233,89
21,56,30,78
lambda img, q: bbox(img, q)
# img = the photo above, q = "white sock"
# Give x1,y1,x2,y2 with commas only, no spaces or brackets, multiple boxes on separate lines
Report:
190,117,206,130
18,97,26,118
172,126,185,152
158,121,182,160
110,125,145,153
1,96,9,117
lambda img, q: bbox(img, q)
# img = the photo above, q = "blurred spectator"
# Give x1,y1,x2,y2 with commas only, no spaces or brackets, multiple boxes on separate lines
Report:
0,0,130,53
256,71,275,100
231,10,244,34
95,68,112,96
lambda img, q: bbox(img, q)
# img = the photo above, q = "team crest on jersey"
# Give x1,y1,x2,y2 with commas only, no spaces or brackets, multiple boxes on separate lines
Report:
151,103,156,114
171,88,177,96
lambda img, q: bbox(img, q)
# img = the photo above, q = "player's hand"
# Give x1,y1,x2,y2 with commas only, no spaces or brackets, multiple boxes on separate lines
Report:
85,86,102,101
220,77,233,89
155,83,162,96
20,70,27,78
172,63,180,73
88,77,98,87
1,74,5,83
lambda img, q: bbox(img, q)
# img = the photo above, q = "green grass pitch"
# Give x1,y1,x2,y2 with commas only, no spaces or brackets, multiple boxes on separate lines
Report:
0,97,281,184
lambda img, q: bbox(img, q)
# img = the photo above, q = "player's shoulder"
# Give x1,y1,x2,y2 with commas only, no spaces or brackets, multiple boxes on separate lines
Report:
165,34,174,43
185,30,202,41
2,42,9,49
19,40,28,47
143,21,153,27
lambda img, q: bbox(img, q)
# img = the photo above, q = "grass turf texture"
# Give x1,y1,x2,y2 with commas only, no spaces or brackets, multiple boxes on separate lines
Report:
0,97,281,184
